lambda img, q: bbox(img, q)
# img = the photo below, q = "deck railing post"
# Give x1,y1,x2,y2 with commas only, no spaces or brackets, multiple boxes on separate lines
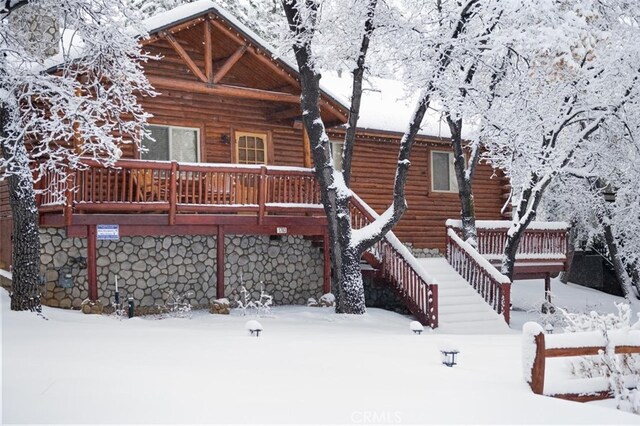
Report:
64,164,74,227
169,161,178,225
529,330,546,395
502,282,511,324
258,166,267,224
429,284,438,328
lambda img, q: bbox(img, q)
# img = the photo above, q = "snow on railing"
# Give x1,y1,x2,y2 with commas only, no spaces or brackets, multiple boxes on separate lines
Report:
524,322,640,401
446,228,511,324
37,158,324,224
349,193,438,328
446,219,569,260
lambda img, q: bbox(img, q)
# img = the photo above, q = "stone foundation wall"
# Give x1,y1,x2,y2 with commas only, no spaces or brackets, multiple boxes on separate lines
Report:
39,228,324,310
363,276,410,315
404,244,442,258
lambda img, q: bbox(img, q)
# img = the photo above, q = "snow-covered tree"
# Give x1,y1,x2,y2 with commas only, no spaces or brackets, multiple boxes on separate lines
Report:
481,0,640,283
0,0,154,311
130,0,283,43
280,0,495,313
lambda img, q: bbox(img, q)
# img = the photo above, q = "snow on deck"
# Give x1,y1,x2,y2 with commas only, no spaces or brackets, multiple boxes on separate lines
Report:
417,257,512,334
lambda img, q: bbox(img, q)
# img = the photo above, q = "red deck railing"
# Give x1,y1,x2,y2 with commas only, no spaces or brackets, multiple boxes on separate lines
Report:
446,229,511,324
446,220,569,263
350,195,438,328
37,159,324,224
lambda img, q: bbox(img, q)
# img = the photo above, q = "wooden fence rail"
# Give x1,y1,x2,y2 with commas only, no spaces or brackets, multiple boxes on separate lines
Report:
446,228,511,324
525,322,640,402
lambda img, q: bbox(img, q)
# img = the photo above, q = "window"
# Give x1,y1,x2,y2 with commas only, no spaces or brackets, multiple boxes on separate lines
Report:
330,140,344,171
431,151,458,192
235,131,268,164
142,125,199,162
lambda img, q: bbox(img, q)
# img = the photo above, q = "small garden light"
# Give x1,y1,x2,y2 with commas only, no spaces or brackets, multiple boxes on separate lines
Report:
441,350,459,367
246,320,263,337
439,340,460,367
409,321,424,335
545,323,554,334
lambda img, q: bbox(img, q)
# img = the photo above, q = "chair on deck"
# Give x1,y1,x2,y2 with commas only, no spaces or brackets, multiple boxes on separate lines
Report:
132,169,166,202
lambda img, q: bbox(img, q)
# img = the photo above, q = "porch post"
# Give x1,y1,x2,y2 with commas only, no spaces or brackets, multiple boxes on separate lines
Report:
323,231,331,294
544,273,551,303
216,225,225,299
87,225,98,301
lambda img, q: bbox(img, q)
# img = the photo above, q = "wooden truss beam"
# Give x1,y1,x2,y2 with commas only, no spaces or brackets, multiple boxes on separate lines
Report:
213,44,247,84
204,19,213,83
162,32,208,83
148,76,301,103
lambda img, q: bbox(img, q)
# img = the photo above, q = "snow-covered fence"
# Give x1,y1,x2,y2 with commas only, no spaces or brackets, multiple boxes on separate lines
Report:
446,220,569,262
524,322,640,402
350,195,438,328
446,228,511,324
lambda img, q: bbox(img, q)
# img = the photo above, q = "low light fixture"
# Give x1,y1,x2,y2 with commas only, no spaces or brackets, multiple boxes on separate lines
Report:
439,340,460,367
545,323,554,334
409,321,424,335
441,349,459,367
220,134,230,144
246,320,263,337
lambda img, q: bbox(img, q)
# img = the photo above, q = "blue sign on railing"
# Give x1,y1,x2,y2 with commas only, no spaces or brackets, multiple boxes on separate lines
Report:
97,224,119,241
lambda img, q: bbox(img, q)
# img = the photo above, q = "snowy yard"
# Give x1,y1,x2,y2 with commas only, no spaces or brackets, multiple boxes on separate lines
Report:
2,279,639,424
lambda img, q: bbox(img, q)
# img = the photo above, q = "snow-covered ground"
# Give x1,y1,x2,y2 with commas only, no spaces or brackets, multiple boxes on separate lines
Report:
2,278,638,424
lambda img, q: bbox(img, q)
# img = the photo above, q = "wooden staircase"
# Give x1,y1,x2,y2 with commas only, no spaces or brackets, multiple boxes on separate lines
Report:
349,198,569,330
349,195,438,328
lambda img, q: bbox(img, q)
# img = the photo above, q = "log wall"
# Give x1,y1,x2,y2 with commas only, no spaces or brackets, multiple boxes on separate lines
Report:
0,180,12,270
334,131,504,252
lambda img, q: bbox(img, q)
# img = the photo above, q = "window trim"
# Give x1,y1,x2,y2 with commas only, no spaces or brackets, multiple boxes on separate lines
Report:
142,124,201,162
232,129,272,165
430,150,459,193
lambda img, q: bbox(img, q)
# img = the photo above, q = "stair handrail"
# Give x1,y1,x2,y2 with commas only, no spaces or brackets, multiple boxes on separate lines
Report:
349,194,438,328
446,227,511,324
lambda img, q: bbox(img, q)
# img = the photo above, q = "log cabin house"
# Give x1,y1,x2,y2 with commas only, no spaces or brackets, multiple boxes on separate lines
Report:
0,1,568,326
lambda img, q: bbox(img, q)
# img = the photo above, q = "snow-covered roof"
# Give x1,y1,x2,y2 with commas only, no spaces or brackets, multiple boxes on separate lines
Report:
322,73,475,140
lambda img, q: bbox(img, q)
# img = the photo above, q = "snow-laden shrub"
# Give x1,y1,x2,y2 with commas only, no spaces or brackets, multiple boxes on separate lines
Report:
235,283,273,317
561,303,640,413
319,293,335,307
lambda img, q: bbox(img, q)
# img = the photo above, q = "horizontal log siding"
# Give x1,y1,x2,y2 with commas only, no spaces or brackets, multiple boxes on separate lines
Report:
345,135,504,252
0,180,12,269
139,42,306,167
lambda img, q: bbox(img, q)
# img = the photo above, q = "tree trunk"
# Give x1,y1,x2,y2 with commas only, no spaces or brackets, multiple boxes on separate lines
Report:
1,108,42,312
594,178,639,303
501,176,549,280
447,116,479,247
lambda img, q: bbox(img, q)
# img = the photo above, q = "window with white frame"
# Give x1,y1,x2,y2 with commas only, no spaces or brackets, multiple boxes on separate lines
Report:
431,151,458,192
142,124,199,162
330,140,344,171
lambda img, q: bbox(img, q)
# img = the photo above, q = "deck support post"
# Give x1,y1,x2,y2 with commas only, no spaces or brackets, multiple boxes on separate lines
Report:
323,231,331,294
216,225,225,299
544,273,551,303
87,225,98,301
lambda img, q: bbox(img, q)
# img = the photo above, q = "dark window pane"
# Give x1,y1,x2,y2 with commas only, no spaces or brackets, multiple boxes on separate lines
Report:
432,152,450,191
143,126,169,161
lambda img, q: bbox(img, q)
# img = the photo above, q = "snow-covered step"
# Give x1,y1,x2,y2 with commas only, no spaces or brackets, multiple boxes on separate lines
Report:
416,257,511,334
